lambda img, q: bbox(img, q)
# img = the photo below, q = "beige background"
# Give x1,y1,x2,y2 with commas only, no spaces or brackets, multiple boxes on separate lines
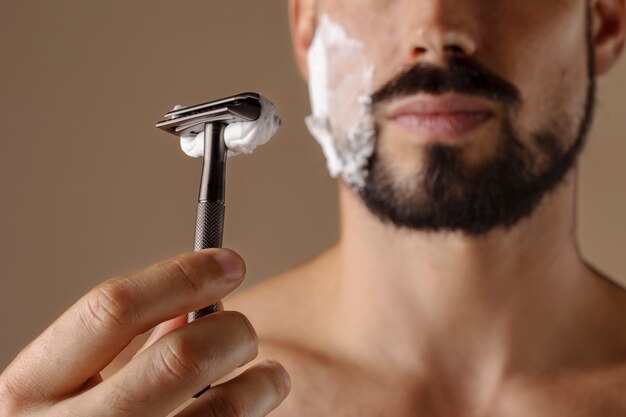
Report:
0,1,624,370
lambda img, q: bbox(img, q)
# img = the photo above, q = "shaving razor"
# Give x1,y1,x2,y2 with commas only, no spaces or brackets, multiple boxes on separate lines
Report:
156,92,262,323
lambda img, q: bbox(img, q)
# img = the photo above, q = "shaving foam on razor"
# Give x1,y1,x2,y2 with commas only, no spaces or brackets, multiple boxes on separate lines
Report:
180,95,282,158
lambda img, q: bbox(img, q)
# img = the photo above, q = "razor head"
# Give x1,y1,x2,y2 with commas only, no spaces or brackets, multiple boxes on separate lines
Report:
156,92,262,137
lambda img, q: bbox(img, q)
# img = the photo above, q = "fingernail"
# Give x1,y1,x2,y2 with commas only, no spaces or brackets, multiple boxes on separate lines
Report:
267,359,291,394
212,249,244,280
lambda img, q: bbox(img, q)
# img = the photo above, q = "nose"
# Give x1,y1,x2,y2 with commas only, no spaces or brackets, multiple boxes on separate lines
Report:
406,4,478,63
410,31,477,61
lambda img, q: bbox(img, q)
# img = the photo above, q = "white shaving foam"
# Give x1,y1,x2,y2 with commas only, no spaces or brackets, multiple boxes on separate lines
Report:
305,14,376,190
180,95,282,158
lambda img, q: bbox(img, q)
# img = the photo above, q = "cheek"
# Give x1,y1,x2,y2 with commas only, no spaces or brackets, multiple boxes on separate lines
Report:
320,3,411,91
307,13,375,141
527,59,589,146
501,2,590,146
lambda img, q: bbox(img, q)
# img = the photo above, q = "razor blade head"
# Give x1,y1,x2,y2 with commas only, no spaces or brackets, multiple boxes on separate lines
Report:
156,92,262,137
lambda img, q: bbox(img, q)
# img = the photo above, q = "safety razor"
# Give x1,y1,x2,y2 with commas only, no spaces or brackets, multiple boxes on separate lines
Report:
156,92,262,323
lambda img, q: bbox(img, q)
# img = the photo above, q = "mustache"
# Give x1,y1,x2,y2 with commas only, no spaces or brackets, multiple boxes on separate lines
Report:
371,56,522,106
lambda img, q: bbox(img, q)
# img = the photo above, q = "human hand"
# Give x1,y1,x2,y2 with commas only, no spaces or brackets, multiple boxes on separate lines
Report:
0,249,291,417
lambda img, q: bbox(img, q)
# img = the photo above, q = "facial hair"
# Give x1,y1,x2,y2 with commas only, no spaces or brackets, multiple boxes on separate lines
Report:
358,16,596,236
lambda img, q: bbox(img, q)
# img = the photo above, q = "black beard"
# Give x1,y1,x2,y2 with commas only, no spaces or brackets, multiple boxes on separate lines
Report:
357,15,596,237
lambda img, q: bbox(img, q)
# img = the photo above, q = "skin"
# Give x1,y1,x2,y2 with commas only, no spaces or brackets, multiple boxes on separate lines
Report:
1,0,626,416
0,250,291,417
234,0,626,415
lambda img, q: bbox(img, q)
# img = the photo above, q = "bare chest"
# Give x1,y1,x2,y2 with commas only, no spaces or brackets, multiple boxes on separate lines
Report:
275,386,626,417
269,358,626,417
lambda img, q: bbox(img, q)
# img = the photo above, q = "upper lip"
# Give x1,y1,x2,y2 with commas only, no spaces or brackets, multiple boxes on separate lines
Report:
387,93,496,118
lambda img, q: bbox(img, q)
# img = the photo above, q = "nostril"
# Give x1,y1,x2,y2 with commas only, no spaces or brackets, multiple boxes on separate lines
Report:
444,44,466,57
411,46,427,58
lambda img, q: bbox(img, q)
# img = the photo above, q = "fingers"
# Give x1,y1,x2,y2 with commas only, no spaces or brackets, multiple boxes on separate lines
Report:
135,315,188,358
3,249,245,400
136,301,224,357
69,310,258,417
175,360,291,417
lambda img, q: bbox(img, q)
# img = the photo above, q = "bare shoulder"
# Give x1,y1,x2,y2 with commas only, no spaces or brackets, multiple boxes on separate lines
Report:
224,245,364,415
537,268,626,415
225,244,340,345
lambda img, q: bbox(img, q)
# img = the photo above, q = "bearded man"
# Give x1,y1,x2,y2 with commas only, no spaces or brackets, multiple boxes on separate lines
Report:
2,1,626,416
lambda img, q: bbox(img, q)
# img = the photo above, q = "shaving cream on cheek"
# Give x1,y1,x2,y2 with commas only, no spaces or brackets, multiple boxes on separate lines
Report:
180,95,282,158
305,14,376,190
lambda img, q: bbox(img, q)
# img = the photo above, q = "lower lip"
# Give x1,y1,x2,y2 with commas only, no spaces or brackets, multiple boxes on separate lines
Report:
391,112,493,139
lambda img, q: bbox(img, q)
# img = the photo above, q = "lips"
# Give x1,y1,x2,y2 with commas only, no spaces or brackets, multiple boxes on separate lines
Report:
387,93,496,139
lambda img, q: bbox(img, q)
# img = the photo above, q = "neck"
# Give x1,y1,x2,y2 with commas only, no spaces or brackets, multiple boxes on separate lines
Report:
327,169,612,388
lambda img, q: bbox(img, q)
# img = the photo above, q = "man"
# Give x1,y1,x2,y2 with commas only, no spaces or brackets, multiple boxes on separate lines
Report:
1,0,625,416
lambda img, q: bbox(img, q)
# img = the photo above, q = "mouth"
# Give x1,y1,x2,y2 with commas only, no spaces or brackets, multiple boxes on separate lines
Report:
386,93,496,141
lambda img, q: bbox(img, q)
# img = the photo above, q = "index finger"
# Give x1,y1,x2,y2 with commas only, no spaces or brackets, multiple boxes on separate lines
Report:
2,249,245,401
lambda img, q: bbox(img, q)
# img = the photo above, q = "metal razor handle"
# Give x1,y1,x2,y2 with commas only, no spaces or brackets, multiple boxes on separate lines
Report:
190,123,227,399
188,201,225,322
190,202,224,398
187,123,227,323
188,122,228,324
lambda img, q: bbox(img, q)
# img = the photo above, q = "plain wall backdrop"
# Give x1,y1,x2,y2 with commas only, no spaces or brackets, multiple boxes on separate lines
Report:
1,1,625,370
